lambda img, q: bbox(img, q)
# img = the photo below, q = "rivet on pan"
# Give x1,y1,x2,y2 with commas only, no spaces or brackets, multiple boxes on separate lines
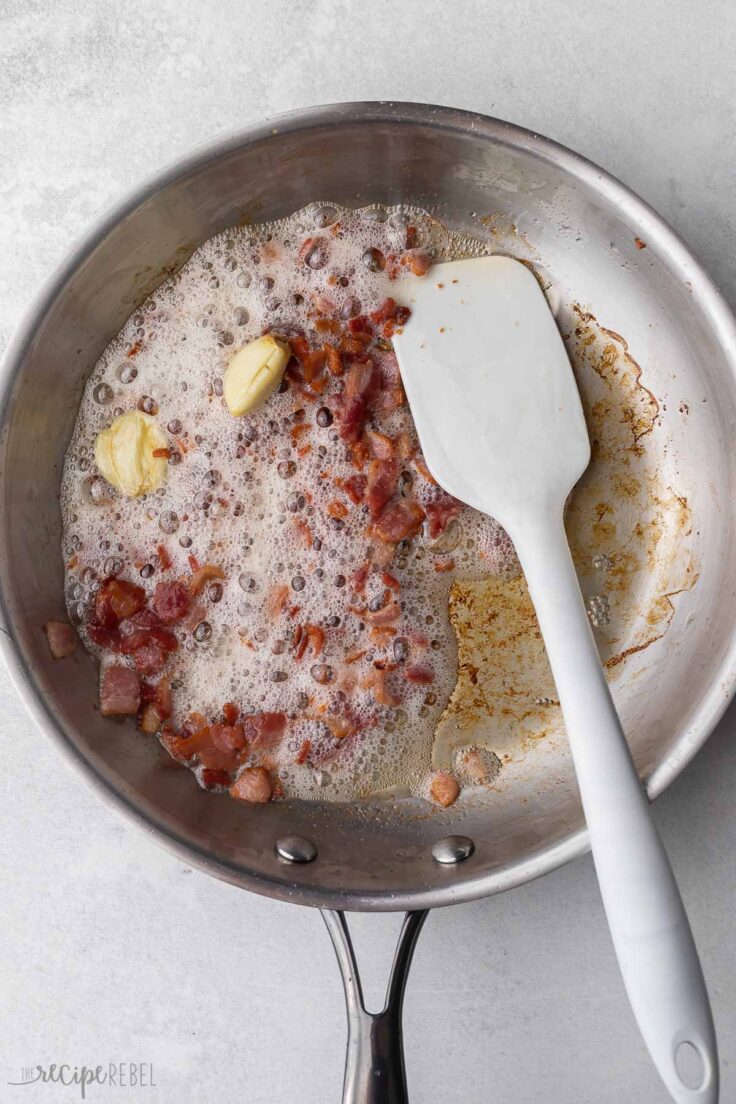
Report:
431,835,475,865
275,835,318,864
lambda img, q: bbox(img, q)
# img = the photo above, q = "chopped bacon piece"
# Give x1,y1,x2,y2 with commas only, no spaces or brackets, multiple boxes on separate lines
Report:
366,458,399,519
189,564,225,597
223,701,240,725
156,544,172,570
160,717,217,763
241,711,287,749
369,625,396,644
294,623,324,661
434,558,455,573
98,578,146,622
369,296,411,336
86,618,120,650
345,647,367,664
341,474,367,504
230,767,274,804
327,499,349,520
369,298,399,325
210,723,248,752
130,641,169,676
290,335,310,362
324,344,343,376
348,314,372,336
314,317,340,335
371,540,397,568
119,623,178,655
381,572,400,591
151,580,191,623
403,249,432,277
152,447,170,459
44,620,77,659
365,429,395,460
138,673,173,734
137,675,173,737
405,663,435,684
139,703,165,734
365,601,401,626
100,665,140,716
393,431,413,460
160,725,196,763
302,348,327,390
295,739,311,765
265,584,290,619
201,768,231,789
363,667,400,706
198,744,240,771
350,562,371,592
372,498,425,543
373,381,406,417
155,676,173,718
340,334,371,355
425,492,461,539
338,359,376,443
430,772,460,808
325,713,358,741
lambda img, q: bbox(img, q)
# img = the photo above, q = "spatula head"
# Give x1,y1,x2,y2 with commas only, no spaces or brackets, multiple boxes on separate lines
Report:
392,256,590,532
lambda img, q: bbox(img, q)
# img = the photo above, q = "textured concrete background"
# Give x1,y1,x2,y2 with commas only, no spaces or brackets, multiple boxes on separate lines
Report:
1,2,735,1102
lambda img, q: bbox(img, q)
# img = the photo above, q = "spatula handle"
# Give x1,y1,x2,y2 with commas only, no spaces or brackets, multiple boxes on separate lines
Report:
513,507,718,1104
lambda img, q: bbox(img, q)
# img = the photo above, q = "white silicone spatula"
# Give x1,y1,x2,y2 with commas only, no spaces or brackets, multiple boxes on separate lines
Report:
392,256,718,1104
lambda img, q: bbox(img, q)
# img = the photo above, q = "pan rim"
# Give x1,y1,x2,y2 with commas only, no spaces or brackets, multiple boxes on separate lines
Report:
2,100,735,910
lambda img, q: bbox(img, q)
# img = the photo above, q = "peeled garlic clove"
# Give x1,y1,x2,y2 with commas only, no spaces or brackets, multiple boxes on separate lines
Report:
224,334,291,416
94,410,168,497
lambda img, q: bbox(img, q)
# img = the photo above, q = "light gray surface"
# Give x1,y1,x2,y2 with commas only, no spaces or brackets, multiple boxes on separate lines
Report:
1,2,734,1101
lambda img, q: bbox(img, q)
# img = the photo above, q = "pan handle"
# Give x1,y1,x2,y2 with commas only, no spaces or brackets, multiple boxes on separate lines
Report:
321,909,429,1104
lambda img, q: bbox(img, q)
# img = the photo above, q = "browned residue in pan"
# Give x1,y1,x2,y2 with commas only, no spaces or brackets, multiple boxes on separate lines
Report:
432,307,697,769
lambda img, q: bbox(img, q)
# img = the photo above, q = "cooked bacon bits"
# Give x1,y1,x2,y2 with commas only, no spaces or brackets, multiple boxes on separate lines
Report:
138,675,172,733
156,545,173,572
188,564,225,596
425,492,461,540
338,359,377,443
293,623,324,661
366,458,399,518
100,665,141,716
430,772,460,807
223,701,240,725
44,620,77,659
65,221,496,809
341,473,367,504
403,249,432,277
103,578,146,621
295,739,311,765
230,766,274,804
151,580,191,623
371,498,425,543
241,711,287,749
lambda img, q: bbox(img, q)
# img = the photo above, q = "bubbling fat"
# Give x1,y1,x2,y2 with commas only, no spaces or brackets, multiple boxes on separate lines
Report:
60,203,515,802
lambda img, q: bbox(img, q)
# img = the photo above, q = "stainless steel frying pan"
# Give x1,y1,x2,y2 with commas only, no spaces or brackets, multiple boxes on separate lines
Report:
2,103,736,1102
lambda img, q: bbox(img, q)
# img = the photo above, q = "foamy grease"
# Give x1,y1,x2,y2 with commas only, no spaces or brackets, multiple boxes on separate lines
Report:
60,203,514,802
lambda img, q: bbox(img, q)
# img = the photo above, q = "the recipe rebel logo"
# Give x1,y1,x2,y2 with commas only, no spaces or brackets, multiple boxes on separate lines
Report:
8,1062,156,1098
